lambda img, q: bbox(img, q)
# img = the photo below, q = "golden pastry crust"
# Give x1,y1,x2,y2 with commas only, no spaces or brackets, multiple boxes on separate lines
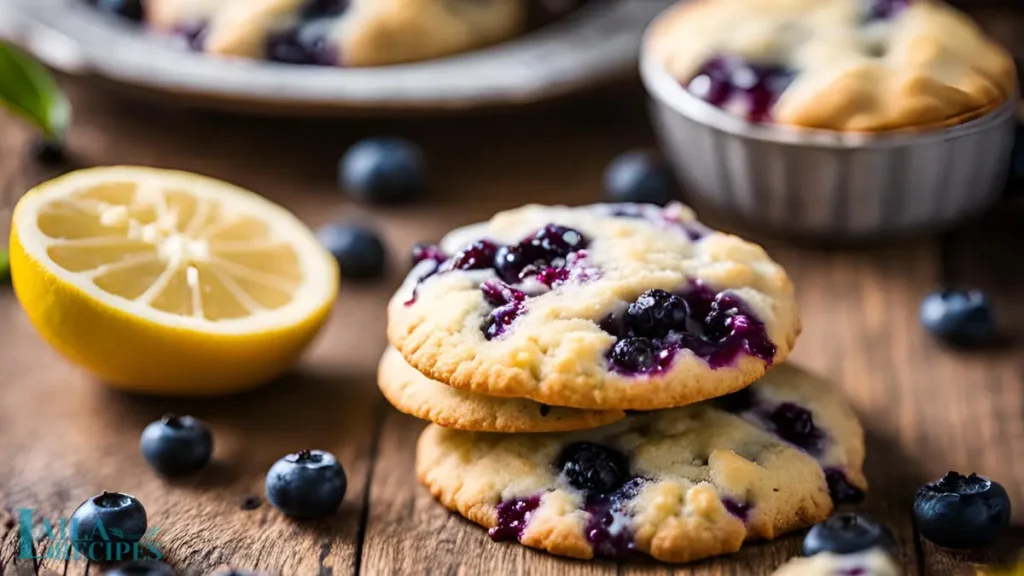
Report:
416,365,865,563
377,347,626,433
147,0,525,66
147,0,225,30
648,0,1016,131
388,203,800,411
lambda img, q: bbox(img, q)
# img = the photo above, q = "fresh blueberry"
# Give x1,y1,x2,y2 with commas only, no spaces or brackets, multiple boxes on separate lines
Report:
140,414,213,476
105,561,176,576
340,137,427,204
802,513,896,557
913,472,1011,549
623,289,689,338
603,151,679,206
70,492,148,560
32,138,65,165
556,442,630,495
919,290,995,346
265,450,347,519
94,0,145,21
317,223,388,280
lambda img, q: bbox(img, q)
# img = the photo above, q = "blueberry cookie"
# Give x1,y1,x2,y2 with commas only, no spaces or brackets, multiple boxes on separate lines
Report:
388,203,800,411
416,364,865,563
145,0,534,66
648,0,1016,130
773,549,900,576
378,347,626,433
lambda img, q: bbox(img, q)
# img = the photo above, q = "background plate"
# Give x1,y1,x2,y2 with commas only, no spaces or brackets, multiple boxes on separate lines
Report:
0,0,674,115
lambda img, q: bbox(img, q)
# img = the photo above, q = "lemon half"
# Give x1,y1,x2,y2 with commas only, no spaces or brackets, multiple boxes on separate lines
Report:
10,167,338,395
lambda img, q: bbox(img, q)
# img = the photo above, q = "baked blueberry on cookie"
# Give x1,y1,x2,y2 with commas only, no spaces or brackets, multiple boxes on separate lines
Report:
377,347,626,433
647,0,1016,130
388,203,800,411
416,364,866,563
108,0,587,67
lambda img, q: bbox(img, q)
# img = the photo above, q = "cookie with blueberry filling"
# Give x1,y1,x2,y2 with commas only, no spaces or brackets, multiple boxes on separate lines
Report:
714,365,867,504
648,0,1016,131
416,364,865,563
388,202,800,411
378,346,626,433
146,0,526,66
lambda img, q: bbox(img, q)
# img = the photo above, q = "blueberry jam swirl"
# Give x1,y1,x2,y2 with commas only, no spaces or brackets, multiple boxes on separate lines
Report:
603,283,775,375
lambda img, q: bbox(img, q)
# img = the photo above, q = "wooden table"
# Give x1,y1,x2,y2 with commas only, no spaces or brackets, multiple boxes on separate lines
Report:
1,20,1023,574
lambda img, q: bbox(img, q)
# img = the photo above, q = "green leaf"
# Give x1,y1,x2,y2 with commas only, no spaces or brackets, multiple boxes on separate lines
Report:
0,247,9,283
0,42,70,139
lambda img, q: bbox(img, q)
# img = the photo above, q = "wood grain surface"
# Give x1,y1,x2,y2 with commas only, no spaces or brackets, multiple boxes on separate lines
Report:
1,13,1024,574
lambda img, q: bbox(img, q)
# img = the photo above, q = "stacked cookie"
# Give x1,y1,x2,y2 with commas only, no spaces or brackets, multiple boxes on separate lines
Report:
379,203,867,564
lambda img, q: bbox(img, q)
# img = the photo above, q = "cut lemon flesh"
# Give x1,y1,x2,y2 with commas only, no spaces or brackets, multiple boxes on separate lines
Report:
10,167,338,395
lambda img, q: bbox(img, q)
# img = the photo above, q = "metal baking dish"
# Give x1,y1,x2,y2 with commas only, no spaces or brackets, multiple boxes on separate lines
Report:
639,10,1017,237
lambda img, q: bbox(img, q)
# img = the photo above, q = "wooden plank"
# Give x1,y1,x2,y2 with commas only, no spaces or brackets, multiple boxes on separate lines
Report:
923,197,1024,576
0,92,396,574
767,238,942,576
0,287,386,575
